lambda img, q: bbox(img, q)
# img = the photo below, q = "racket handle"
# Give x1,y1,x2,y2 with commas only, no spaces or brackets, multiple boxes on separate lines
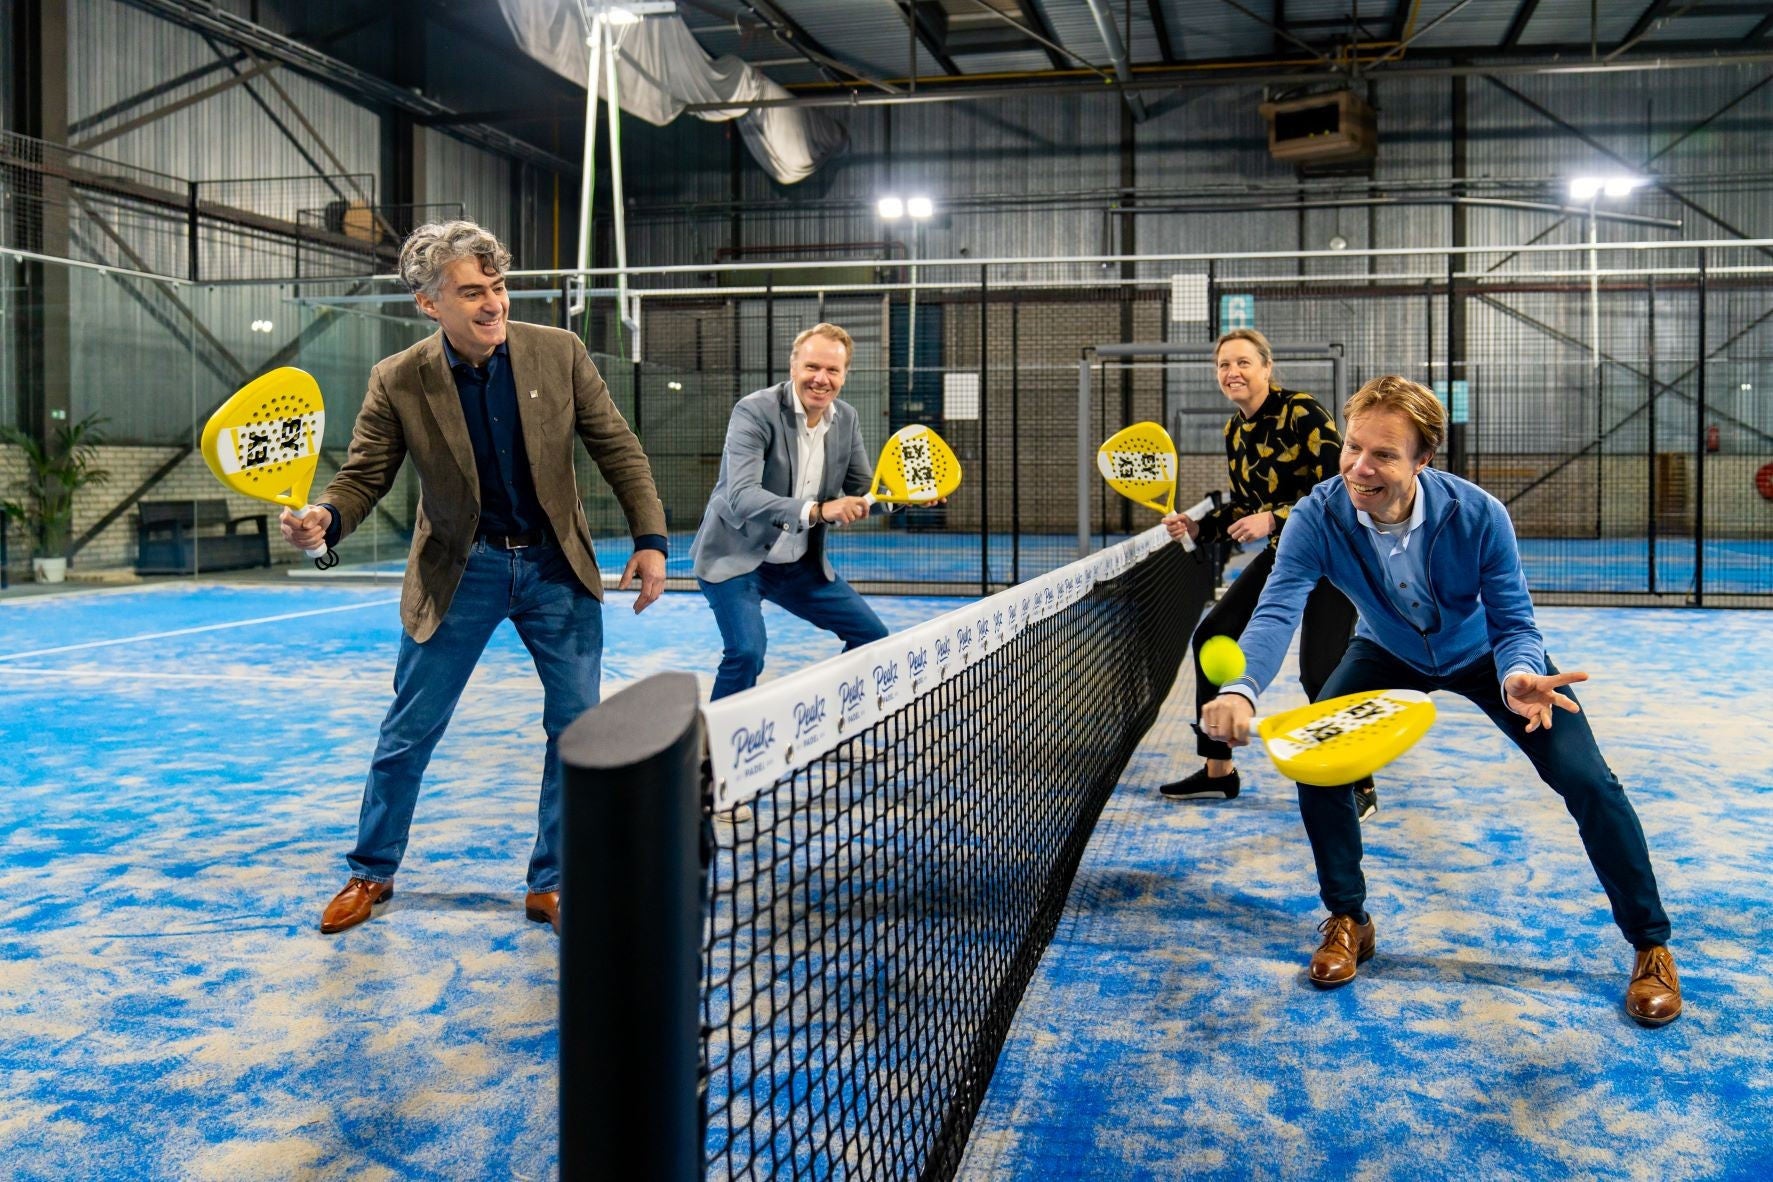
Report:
1175,492,1224,553
291,505,330,561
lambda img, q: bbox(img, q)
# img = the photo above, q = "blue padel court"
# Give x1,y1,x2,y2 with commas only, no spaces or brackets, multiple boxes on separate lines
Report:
4,581,1770,1179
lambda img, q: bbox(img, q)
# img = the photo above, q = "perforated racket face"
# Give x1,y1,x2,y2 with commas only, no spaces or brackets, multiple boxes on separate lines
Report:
1260,689,1436,787
1097,422,1178,514
872,424,962,504
199,368,325,509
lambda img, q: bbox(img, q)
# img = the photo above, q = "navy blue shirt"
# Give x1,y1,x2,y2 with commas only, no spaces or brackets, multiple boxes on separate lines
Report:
442,336,542,537
319,333,666,556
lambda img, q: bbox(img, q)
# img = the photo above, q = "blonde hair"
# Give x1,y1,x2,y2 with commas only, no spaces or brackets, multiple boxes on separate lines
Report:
1344,375,1447,459
790,322,853,367
1214,328,1276,385
1214,327,1272,366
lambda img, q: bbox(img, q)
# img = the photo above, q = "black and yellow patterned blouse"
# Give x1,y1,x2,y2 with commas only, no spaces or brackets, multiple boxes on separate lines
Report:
1197,383,1341,551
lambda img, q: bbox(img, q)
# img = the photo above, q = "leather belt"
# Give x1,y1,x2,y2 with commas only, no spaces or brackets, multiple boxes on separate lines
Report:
478,527,550,550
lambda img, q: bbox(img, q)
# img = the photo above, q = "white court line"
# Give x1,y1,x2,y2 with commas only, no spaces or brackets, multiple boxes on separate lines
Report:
0,598,399,662
2,665,388,688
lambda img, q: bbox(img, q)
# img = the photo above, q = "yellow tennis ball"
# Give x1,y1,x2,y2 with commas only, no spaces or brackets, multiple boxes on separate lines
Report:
1199,635,1246,685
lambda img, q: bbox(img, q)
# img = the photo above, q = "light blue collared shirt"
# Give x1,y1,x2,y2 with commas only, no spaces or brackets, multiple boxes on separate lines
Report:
1357,476,1436,634
1358,476,1534,696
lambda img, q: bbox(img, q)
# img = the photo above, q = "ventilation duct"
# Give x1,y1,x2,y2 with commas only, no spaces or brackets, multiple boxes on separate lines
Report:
497,0,847,184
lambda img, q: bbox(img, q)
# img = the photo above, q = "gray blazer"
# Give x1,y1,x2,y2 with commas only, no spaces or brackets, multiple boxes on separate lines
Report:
691,381,882,583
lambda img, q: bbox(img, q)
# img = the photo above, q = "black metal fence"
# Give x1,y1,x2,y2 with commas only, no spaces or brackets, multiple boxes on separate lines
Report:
561,250,1771,605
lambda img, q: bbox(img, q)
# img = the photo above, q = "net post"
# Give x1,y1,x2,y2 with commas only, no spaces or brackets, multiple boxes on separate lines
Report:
559,671,704,1181
1077,347,1093,559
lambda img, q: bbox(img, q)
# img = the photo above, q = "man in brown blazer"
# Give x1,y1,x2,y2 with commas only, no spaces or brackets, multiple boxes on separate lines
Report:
279,220,667,936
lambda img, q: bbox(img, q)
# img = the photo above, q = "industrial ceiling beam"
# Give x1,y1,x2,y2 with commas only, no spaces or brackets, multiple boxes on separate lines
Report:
950,0,1089,74
114,0,574,172
1364,0,1480,70
1389,0,1419,43
1147,0,1176,64
1010,0,1073,71
1502,0,1543,48
679,47,1773,111
1081,0,1148,120
732,0,902,91
893,0,963,77
1608,0,1699,60
1216,0,1335,67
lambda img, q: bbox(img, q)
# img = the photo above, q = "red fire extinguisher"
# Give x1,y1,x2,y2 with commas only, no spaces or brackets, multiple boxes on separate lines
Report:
1705,424,1720,453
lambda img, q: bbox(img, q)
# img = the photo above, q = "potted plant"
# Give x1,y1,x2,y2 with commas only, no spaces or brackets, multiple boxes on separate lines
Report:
1,414,110,584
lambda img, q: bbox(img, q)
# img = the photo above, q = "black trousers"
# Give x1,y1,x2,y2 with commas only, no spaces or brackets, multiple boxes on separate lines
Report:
1192,545,1359,761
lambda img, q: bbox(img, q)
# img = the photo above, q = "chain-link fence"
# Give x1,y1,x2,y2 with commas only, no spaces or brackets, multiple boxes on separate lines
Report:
4,239,1769,603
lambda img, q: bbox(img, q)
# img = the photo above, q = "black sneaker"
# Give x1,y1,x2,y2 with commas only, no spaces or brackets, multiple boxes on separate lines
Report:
1353,779,1379,822
1159,766,1240,801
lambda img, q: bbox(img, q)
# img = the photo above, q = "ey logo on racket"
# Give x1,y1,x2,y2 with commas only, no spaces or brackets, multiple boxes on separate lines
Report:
200,366,338,570
864,424,962,506
1097,421,1178,514
1255,689,1438,787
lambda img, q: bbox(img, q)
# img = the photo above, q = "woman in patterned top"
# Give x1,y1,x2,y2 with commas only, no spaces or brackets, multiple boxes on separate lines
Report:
1159,328,1375,817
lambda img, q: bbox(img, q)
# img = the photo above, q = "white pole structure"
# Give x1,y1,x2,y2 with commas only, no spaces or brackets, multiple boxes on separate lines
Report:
571,8,605,319
1589,195,1601,375
604,16,636,358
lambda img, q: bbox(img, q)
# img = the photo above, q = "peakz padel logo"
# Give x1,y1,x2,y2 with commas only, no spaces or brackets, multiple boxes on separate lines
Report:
792,693,829,746
873,659,903,707
906,644,929,684
728,718,776,774
837,673,869,727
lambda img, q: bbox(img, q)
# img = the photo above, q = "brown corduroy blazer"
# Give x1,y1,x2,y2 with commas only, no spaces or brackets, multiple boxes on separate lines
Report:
318,321,666,642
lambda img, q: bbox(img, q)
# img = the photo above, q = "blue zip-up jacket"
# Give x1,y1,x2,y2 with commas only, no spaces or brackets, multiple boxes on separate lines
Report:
1224,466,1546,703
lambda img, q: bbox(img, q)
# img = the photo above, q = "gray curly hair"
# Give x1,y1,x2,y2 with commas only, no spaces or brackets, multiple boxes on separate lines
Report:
399,220,512,299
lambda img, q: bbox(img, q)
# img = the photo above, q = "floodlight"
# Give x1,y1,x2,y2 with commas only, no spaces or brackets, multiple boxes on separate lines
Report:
906,196,934,219
1569,175,1643,201
877,196,904,220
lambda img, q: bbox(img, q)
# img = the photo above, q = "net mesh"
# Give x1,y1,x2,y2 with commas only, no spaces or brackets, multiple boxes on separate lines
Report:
700,535,1192,1179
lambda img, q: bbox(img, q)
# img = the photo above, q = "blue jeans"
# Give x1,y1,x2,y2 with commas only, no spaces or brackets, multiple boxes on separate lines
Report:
347,539,602,893
1298,637,1671,948
699,555,888,700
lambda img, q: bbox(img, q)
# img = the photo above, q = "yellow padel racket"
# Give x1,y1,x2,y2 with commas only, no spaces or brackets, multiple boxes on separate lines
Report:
1253,689,1437,787
1097,421,1177,514
863,424,962,506
1097,422,1221,552
199,366,338,570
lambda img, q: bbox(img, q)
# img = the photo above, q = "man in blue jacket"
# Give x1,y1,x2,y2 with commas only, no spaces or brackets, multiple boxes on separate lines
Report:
1199,375,1680,1025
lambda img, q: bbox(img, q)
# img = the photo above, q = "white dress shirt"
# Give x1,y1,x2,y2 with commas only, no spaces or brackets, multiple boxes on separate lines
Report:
765,383,831,564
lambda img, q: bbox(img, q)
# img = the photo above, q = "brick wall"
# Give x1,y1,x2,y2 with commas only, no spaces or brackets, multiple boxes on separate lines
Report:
0,443,414,578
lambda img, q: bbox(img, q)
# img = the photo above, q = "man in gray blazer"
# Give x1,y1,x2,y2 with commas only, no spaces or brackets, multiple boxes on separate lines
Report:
279,220,667,936
692,322,889,699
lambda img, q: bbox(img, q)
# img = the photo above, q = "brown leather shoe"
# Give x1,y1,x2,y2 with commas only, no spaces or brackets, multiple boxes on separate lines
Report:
1626,944,1682,1026
1308,913,1376,988
525,890,560,934
320,876,393,934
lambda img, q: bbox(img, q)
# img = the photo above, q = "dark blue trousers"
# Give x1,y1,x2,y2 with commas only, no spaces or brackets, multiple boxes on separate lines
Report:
1298,637,1671,949
699,554,888,700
